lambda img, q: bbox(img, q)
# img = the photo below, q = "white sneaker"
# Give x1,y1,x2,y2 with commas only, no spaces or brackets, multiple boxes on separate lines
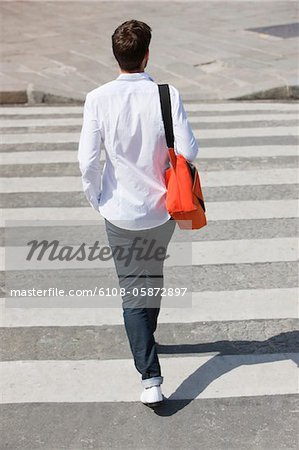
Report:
140,385,164,408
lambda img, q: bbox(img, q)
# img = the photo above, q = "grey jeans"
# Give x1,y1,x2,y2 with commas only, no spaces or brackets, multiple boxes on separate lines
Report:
104,217,176,388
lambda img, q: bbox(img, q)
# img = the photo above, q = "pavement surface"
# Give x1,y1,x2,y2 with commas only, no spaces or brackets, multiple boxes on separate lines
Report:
0,100,298,449
0,0,298,103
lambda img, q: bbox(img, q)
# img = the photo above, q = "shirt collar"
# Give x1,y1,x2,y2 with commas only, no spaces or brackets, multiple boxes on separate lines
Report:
116,71,154,82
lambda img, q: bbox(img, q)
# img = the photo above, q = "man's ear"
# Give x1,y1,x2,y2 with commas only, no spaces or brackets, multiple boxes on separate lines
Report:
144,49,149,68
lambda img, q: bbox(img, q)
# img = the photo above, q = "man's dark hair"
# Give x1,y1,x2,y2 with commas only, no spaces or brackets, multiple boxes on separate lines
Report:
112,20,152,71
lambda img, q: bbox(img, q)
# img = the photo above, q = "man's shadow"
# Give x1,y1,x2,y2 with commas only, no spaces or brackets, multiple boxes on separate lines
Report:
150,330,299,416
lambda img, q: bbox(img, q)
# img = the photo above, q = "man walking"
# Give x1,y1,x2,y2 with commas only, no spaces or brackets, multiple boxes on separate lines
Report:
78,19,198,407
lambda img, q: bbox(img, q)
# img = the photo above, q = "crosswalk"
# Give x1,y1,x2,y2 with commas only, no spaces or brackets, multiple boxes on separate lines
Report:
1,101,298,447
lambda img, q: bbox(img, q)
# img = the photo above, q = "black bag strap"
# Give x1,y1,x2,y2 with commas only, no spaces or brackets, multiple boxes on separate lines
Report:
158,84,174,149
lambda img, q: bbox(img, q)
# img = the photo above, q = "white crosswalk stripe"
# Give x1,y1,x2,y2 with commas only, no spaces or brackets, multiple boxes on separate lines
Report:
1,101,298,409
0,102,298,115
1,288,298,326
2,199,298,226
1,237,298,271
1,168,297,192
0,145,298,165
1,113,298,128
1,126,298,144
2,354,297,403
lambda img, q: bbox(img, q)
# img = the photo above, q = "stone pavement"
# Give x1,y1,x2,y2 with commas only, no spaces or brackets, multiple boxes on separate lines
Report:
0,0,298,104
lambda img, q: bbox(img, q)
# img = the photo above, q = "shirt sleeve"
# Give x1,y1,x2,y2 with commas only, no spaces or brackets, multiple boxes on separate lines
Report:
169,85,199,162
77,93,102,212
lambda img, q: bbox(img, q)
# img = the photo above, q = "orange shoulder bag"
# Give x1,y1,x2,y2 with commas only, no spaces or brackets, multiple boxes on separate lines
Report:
158,84,207,230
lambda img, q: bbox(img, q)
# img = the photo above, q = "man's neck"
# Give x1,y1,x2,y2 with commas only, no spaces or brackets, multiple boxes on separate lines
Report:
120,69,144,74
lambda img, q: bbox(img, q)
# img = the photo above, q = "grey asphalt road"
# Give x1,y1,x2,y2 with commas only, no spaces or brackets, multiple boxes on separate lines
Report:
1,100,298,449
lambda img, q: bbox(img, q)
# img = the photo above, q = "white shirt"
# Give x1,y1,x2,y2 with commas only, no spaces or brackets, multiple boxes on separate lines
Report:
78,71,199,230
